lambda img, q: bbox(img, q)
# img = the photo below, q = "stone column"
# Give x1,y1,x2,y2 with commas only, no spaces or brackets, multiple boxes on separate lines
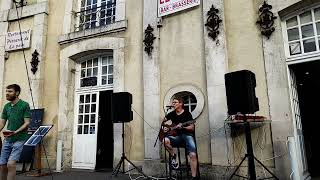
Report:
143,0,160,160
0,0,11,108
112,39,125,165
261,1,294,178
0,21,8,108
202,0,229,166
30,12,48,108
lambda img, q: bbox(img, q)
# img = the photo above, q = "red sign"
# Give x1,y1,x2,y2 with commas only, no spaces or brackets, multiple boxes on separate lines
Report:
158,0,200,17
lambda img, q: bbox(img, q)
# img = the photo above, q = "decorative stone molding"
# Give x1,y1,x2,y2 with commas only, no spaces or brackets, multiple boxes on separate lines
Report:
58,20,127,45
58,37,125,169
163,85,204,119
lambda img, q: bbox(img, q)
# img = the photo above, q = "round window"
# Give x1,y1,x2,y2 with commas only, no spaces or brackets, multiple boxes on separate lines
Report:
172,91,197,112
164,85,204,119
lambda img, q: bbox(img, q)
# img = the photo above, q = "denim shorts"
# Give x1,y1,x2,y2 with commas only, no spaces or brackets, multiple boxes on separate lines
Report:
166,134,196,154
0,139,25,165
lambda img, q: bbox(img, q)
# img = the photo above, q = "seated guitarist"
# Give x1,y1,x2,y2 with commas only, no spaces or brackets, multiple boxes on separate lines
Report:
163,97,198,180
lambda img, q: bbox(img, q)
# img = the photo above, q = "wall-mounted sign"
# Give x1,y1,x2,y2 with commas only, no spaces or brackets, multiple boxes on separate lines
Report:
5,29,31,51
158,0,200,17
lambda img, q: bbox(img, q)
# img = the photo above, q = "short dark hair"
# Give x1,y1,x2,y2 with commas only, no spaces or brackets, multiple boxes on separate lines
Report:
173,96,184,105
6,84,21,94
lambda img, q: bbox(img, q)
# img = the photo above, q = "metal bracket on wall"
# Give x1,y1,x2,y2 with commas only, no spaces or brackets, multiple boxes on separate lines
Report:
13,0,27,7
205,5,222,43
143,24,156,56
256,1,277,39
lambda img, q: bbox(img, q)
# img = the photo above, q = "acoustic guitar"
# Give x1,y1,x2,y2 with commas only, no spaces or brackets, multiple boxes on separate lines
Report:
159,120,196,142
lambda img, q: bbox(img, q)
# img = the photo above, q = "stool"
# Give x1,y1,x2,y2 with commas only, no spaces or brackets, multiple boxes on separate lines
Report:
166,133,200,180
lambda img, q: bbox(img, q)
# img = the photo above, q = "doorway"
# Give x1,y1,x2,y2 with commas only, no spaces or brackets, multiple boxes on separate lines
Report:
290,60,320,178
95,90,114,170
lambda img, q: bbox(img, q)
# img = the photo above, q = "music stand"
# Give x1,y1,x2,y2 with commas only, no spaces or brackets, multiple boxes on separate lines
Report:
112,120,148,178
17,108,44,174
228,114,279,180
24,125,53,177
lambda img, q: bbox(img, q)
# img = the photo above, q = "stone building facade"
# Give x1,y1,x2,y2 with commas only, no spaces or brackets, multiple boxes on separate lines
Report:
0,0,319,179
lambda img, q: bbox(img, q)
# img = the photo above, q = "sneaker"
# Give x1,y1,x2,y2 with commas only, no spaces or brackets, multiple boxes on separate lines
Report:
170,154,179,169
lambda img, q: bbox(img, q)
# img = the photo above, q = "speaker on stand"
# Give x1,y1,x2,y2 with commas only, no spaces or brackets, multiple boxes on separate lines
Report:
111,92,148,178
224,70,278,180
224,70,259,115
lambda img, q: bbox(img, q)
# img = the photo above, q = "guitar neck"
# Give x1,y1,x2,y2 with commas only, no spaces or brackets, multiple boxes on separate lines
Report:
172,120,196,130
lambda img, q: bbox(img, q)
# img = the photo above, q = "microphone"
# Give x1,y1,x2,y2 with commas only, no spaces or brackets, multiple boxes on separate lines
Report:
166,105,174,108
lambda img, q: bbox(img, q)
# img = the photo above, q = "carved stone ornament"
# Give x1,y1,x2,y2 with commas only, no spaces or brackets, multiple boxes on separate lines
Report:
205,5,222,42
31,50,39,75
143,24,156,56
256,1,277,39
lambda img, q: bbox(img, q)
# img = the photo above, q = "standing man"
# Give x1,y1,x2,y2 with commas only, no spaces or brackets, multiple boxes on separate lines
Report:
163,97,199,180
0,84,30,180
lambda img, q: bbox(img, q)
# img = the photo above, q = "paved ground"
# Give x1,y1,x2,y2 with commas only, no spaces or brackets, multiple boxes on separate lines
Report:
16,170,137,180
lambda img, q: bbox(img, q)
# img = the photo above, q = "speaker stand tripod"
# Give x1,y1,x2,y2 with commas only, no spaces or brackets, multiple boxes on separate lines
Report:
112,121,148,178
228,114,279,180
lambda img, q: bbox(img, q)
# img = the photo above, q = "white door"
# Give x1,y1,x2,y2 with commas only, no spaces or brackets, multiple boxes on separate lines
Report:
72,92,99,169
288,68,310,179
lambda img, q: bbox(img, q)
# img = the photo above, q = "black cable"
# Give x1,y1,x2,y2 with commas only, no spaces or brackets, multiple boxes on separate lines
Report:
132,107,159,132
13,2,35,109
13,3,53,180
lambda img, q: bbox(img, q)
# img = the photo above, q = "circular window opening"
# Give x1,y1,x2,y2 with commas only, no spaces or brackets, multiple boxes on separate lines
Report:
172,91,197,113
164,85,204,119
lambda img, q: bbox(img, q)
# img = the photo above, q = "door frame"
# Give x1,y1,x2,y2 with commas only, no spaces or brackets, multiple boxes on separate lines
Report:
286,63,311,180
71,54,114,169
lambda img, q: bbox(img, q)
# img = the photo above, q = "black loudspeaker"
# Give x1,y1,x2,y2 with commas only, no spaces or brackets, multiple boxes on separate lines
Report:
224,70,259,115
112,92,133,123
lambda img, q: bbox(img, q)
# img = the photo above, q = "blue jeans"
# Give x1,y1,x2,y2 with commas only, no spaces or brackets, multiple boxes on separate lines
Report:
0,139,25,165
167,134,196,154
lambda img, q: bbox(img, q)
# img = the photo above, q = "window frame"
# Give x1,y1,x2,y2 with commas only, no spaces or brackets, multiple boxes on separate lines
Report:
75,0,117,32
164,85,204,119
175,92,197,113
76,53,114,92
283,5,320,61
76,92,99,135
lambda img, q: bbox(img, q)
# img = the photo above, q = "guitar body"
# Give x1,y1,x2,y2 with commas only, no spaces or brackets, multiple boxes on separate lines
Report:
159,120,195,142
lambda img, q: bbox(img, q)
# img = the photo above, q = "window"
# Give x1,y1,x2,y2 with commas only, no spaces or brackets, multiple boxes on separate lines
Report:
76,0,116,31
164,85,204,119
79,55,113,88
77,93,98,134
285,8,320,56
172,91,197,112
172,91,197,114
